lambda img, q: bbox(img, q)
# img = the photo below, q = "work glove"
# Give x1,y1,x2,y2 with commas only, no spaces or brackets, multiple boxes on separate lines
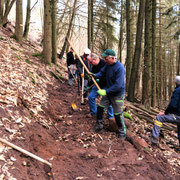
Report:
96,79,100,83
97,89,106,96
88,72,95,78
86,86,90,91
81,73,84,78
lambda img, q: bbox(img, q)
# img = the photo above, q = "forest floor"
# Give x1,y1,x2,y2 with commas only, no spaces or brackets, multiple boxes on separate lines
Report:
0,25,180,180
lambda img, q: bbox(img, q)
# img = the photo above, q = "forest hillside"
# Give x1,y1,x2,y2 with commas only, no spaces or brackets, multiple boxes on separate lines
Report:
0,25,180,180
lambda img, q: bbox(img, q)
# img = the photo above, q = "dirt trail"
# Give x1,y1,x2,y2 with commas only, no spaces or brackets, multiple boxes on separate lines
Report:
0,26,179,180
8,81,179,180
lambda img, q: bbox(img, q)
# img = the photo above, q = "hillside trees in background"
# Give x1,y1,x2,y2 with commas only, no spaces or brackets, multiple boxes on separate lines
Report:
0,0,16,26
0,0,179,109
93,0,119,52
59,0,77,59
15,0,23,43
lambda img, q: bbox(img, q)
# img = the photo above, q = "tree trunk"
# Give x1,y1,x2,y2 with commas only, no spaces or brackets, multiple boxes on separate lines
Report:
118,0,124,62
157,0,162,105
126,0,132,91
88,0,93,50
43,0,52,64
23,0,31,39
127,0,145,102
0,0,4,22
15,0,23,43
151,0,157,107
142,0,152,108
59,0,77,59
51,0,57,64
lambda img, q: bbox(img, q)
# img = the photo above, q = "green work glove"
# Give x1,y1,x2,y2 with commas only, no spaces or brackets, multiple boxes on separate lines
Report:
88,72,95,78
96,79,100,83
86,86,90,91
97,89,106,96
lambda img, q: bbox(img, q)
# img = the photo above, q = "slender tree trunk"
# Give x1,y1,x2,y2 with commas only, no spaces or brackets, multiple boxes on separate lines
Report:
59,0,77,59
142,0,152,108
168,43,172,99
158,0,162,105
90,0,93,50
118,0,124,62
15,0,23,43
126,0,132,91
0,0,4,22
51,0,57,64
151,0,157,107
88,0,92,49
43,0,52,64
23,0,31,39
127,0,145,102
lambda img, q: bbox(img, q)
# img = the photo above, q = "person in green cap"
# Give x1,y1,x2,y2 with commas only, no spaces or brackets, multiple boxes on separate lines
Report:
91,49,126,139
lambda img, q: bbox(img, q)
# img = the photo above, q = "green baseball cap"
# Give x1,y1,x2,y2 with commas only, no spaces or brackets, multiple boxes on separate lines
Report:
101,49,116,57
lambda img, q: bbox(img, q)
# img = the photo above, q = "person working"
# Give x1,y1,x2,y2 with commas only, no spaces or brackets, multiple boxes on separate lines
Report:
66,48,76,86
91,49,126,139
77,48,91,97
87,53,114,120
151,76,180,151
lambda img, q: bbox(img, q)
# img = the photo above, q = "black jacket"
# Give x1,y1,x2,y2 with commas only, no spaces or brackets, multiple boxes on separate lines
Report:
77,56,92,80
88,59,106,88
67,51,75,67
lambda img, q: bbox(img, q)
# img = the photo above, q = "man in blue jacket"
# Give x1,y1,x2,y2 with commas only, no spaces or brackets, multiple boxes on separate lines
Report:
92,49,126,139
151,76,180,151
87,53,114,120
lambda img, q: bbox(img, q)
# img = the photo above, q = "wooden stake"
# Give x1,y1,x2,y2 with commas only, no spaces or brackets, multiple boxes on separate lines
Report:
0,138,52,168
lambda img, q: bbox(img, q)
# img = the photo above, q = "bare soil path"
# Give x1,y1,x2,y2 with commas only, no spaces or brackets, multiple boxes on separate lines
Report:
7,81,179,180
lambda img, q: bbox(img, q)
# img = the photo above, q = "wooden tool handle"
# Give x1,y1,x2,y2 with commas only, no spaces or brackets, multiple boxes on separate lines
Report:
0,138,52,168
67,38,101,90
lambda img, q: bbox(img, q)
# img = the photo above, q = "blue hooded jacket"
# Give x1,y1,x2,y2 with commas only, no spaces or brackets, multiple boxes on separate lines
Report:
95,60,125,96
165,85,180,116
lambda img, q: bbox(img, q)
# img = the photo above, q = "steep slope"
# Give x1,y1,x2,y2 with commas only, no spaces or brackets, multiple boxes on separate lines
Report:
0,27,180,180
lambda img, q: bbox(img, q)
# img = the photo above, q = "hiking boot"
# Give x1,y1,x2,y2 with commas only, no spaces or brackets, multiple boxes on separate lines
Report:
117,129,126,140
94,123,103,133
117,133,126,140
149,136,158,145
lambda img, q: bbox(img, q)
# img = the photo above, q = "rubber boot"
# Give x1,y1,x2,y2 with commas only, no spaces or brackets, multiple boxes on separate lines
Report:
115,114,126,140
94,106,104,133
